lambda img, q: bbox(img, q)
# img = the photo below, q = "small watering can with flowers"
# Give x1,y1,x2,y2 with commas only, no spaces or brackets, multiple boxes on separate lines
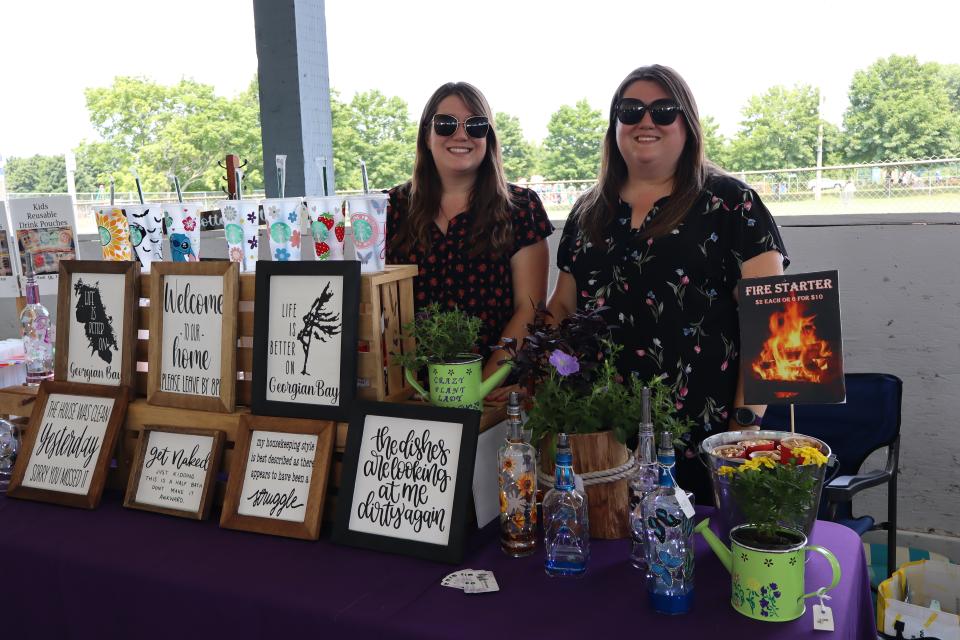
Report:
695,443,840,622
395,304,511,410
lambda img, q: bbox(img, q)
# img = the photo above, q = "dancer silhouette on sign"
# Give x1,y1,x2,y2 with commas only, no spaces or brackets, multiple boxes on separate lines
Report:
297,282,342,375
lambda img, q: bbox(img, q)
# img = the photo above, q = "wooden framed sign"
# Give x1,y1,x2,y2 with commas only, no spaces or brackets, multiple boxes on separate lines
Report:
147,261,239,412
7,381,128,509
251,261,360,421
332,401,480,564
220,414,335,540
123,426,225,520
54,260,138,391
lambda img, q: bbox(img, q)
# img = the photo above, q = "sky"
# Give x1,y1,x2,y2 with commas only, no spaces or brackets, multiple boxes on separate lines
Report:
1,0,959,160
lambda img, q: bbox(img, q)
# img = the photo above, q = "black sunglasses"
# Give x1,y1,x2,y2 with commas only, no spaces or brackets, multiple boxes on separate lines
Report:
616,98,683,126
431,113,490,138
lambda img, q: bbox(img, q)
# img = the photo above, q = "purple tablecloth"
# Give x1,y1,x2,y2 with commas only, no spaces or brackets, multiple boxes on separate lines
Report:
1,493,875,639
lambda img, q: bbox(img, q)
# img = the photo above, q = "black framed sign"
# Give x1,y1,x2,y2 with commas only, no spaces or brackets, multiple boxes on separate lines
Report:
251,261,360,421
332,401,480,564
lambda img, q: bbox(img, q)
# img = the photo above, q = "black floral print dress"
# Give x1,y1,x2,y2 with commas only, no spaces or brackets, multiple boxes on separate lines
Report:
386,182,554,355
557,174,788,500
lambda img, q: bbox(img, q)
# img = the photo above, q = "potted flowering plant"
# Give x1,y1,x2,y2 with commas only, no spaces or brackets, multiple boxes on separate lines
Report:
695,447,841,623
394,304,511,410
498,305,692,538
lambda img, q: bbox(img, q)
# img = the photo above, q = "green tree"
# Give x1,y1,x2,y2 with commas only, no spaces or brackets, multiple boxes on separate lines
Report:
494,112,537,181
701,115,730,168
727,85,830,171
4,155,66,193
936,63,960,113
542,99,605,180
77,75,263,192
332,90,415,191
843,55,960,162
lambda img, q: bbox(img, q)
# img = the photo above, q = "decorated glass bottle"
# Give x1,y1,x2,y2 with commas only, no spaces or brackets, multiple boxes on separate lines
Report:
629,387,659,569
498,391,537,557
640,431,695,614
19,254,54,385
542,432,589,577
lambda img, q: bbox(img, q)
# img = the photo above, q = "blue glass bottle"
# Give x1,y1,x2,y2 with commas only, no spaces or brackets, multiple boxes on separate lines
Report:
640,432,695,614
542,433,589,577
629,387,659,569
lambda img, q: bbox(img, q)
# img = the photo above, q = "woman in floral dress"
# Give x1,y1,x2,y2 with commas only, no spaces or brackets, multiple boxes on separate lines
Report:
387,82,553,397
548,65,789,501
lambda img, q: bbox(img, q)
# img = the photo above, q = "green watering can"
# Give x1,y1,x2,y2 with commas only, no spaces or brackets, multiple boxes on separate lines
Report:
404,354,512,410
695,518,841,622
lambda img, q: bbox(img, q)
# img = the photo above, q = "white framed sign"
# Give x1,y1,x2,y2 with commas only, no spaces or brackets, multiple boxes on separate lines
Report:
147,262,239,412
55,260,138,390
6,195,79,296
123,426,224,520
251,261,359,421
8,381,129,509
332,401,480,564
220,415,335,540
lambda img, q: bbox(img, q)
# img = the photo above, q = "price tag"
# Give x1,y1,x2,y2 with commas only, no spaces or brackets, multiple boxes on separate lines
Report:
812,604,835,631
675,489,695,519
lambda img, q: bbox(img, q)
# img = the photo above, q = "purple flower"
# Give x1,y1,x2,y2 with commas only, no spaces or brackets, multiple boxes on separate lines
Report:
248,237,258,249
247,212,257,223
774,591,782,598
760,598,769,608
549,350,580,377
770,583,778,590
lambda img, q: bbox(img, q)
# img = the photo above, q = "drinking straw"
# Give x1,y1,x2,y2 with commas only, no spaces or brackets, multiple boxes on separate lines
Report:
235,168,244,200
316,156,329,197
360,159,369,194
132,168,145,204
276,155,287,198
173,176,184,203
109,177,115,206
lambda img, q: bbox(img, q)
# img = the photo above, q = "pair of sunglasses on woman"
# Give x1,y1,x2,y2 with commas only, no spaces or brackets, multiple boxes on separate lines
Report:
432,98,682,138
616,98,683,126
431,114,490,138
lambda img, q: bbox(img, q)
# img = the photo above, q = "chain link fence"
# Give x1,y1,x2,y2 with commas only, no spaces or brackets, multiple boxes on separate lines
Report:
8,157,959,234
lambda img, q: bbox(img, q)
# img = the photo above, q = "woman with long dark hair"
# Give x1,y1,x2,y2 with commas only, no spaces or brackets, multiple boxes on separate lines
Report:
387,82,552,394
548,65,789,500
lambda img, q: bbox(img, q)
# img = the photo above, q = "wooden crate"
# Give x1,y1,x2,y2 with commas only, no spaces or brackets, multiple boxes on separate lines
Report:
356,265,418,402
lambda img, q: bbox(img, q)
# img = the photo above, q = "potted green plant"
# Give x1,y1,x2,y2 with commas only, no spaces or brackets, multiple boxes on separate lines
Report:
695,449,842,622
395,303,511,410
498,305,692,538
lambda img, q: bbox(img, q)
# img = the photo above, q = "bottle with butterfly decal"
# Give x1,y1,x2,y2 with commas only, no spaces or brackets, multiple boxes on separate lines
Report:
640,431,695,614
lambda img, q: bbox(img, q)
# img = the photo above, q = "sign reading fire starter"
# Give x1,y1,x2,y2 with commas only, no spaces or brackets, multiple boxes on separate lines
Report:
739,269,845,405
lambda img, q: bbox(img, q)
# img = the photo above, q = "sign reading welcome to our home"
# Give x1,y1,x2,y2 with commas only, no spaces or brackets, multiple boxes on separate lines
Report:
124,427,224,520
55,260,138,391
8,382,128,509
147,262,239,413
251,261,359,421
332,402,479,564
220,415,335,540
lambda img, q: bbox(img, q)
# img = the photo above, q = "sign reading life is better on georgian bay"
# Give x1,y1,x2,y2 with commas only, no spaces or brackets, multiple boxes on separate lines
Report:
348,414,461,546
237,430,319,523
21,393,116,495
159,274,224,398
66,271,126,384
264,275,344,406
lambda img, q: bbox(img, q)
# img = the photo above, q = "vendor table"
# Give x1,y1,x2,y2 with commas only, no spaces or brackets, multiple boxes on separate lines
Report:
0,493,875,639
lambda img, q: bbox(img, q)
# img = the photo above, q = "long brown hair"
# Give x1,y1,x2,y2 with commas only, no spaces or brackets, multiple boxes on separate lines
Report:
576,65,715,244
390,82,514,258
